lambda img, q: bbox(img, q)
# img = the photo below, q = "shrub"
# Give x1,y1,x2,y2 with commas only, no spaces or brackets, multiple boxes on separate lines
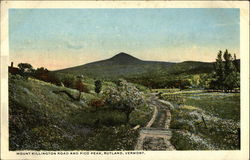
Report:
89,98,105,110
103,79,146,122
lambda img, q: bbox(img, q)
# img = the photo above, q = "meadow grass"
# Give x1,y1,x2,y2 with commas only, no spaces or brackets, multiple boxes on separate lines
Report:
160,89,240,150
184,93,240,121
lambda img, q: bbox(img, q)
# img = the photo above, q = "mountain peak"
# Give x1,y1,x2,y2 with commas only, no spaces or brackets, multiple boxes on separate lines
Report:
112,52,134,58
111,52,139,60
118,52,128,55
109,52,142,64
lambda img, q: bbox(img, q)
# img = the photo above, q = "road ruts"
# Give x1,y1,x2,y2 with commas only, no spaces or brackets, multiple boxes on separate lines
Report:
135,94,175,151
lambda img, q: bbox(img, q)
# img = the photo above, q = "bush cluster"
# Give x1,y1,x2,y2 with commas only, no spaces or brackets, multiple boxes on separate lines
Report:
103,79,146,122
104,79,145,108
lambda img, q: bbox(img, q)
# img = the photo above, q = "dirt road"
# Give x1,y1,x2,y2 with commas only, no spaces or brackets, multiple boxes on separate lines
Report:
135,94,175,150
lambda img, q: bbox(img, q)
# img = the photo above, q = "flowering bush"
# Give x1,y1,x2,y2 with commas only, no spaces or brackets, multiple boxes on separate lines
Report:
103,79,146,121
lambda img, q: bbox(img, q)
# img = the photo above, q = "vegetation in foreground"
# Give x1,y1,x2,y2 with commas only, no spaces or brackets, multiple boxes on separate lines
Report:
159,90,240,150
9,74,152,150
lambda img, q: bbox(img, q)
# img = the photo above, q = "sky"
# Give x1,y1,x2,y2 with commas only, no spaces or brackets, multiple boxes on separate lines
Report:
9,8,240,70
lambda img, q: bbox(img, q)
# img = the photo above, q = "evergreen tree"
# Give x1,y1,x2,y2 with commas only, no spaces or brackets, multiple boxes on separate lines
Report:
95,80,102,94
210,49,240,91
233,53,240,72
223,50,238,91
223,50,235,75
211,50,224,89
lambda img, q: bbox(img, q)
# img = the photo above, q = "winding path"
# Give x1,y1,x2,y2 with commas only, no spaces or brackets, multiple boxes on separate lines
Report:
135,94,175,150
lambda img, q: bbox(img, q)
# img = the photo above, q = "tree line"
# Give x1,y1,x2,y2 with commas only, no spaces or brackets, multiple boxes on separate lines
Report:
209,49,240,91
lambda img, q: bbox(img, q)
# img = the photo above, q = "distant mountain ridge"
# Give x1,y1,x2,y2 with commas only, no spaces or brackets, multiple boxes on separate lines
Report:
78,52,175,67
56,52,214,78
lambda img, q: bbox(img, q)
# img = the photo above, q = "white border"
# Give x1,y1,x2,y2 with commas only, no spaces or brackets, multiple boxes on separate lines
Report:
1,1,249,160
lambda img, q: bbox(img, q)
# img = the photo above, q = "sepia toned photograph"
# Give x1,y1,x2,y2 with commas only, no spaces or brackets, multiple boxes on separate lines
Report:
1,1,249,160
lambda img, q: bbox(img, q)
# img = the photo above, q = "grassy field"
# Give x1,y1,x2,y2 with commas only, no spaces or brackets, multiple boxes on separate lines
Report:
9,74,152,150
184,93,240,121
159,89,240,150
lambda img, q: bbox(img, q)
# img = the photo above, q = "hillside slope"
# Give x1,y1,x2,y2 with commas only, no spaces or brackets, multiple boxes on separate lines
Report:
9,75,151,150
56,52,213,78
9,74,94,150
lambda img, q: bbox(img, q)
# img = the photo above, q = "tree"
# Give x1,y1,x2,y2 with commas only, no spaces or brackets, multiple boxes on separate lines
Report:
61,74,76,88
191,75,201,88
199,74,213,89
223,50,239,91
18,63,33,72
180,79,191,90
213,50,225,89
224,71,240,90
75,79,84,101
233,54,240,72
18,63,34,78
223,50,235,75
94,80,102,94
35,67,49,81
210,49,240,91
36,67,48,74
